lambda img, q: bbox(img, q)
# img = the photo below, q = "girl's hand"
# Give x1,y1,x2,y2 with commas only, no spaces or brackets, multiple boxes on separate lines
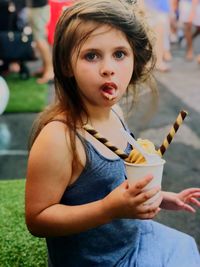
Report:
160,188,200,213
103,175,163,220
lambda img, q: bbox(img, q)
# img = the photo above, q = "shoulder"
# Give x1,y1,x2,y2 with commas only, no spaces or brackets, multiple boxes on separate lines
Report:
29,120,72,175
27,120,86,188
34,120,69,149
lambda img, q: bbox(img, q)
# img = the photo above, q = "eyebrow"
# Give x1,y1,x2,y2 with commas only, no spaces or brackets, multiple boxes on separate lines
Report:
80,46,132,53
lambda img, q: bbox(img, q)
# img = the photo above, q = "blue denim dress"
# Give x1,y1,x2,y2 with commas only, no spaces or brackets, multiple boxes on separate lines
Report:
46,137,200,267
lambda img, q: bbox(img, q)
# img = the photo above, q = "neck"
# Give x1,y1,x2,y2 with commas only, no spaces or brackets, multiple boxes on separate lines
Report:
83,104,112,125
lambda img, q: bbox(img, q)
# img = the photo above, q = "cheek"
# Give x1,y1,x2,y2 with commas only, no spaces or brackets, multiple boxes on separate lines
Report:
120,62,133,83
127,60,134,81
73,66,94,90
75,63,96,79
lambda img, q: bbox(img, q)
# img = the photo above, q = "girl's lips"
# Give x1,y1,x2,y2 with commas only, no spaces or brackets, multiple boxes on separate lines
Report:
101,82,117,90
100,82,118,100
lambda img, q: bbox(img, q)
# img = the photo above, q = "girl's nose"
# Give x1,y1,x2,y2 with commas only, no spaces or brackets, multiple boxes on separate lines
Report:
100,60,115,77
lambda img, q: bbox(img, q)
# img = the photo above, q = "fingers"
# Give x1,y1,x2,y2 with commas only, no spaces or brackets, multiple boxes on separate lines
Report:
137,197,162,219
138,208,160,220
182,203,196,213
183,191,200,207
133,186,161,206
174,198,197,213
181,188,200,197
189,192,200,198
123,175,162,219
127,174,154,195
133,193,163,220
188,197,200,207
187,192,200,200
187,188,200,194
138,193,163,212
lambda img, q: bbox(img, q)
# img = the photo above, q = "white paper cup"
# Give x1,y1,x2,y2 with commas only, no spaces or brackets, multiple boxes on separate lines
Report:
125,159,165,205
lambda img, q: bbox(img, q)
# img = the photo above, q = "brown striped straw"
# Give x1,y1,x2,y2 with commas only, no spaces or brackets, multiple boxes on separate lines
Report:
158,110,188,157
83,124,129,160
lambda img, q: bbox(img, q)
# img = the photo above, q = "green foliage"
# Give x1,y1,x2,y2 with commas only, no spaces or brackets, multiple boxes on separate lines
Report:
4,74,48,113
0,179,47,267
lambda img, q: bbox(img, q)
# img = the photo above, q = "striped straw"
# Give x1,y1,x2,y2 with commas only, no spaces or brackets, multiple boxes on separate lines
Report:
83,124,129,160
158,110,188,157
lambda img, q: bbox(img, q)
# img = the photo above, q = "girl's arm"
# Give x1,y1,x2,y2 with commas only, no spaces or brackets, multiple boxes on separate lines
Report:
160,189,200,212
25,121,110,237
25,122,162,237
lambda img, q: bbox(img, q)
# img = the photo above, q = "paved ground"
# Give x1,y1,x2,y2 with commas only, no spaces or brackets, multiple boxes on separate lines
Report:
0,39,200,248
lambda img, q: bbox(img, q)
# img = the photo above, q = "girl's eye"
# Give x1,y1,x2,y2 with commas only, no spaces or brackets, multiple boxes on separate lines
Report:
114,51,126,59
84,52,98,61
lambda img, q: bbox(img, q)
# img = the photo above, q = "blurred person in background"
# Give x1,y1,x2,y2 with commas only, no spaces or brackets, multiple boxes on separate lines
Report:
169,0,179,43
178,0,200,60
144,0,172,72
26,0,54,84
0,0,27,75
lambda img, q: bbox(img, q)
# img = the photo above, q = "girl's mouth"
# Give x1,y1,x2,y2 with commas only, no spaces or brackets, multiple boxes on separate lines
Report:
100,82,118,100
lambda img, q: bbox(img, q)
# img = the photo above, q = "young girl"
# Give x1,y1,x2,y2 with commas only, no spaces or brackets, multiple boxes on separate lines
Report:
25,0,200,266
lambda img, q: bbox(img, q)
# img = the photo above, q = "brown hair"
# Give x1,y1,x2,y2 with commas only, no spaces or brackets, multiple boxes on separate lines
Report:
29,0,156,166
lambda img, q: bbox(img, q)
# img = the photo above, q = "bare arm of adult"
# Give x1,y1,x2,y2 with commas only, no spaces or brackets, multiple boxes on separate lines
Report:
25,122,162,237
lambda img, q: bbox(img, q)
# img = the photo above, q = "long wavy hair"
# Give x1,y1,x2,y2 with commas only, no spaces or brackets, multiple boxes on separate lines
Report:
29,0,156,166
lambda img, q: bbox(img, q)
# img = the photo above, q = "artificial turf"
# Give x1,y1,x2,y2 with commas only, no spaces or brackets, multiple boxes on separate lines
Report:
0,179,47,266
5,74,48,113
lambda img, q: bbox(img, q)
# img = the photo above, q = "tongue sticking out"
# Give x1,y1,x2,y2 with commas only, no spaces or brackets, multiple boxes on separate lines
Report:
101,84,118,100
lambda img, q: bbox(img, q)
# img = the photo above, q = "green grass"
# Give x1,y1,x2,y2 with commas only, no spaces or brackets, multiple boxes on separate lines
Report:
0,179,47,267
5,74,48,113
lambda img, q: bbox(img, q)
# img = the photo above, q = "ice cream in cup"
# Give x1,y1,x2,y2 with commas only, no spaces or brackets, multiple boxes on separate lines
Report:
125,159,165,204
125,139,165,205
83,111,188,204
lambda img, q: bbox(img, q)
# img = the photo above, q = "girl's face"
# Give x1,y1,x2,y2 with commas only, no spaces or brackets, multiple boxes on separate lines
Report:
71,23,134,108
